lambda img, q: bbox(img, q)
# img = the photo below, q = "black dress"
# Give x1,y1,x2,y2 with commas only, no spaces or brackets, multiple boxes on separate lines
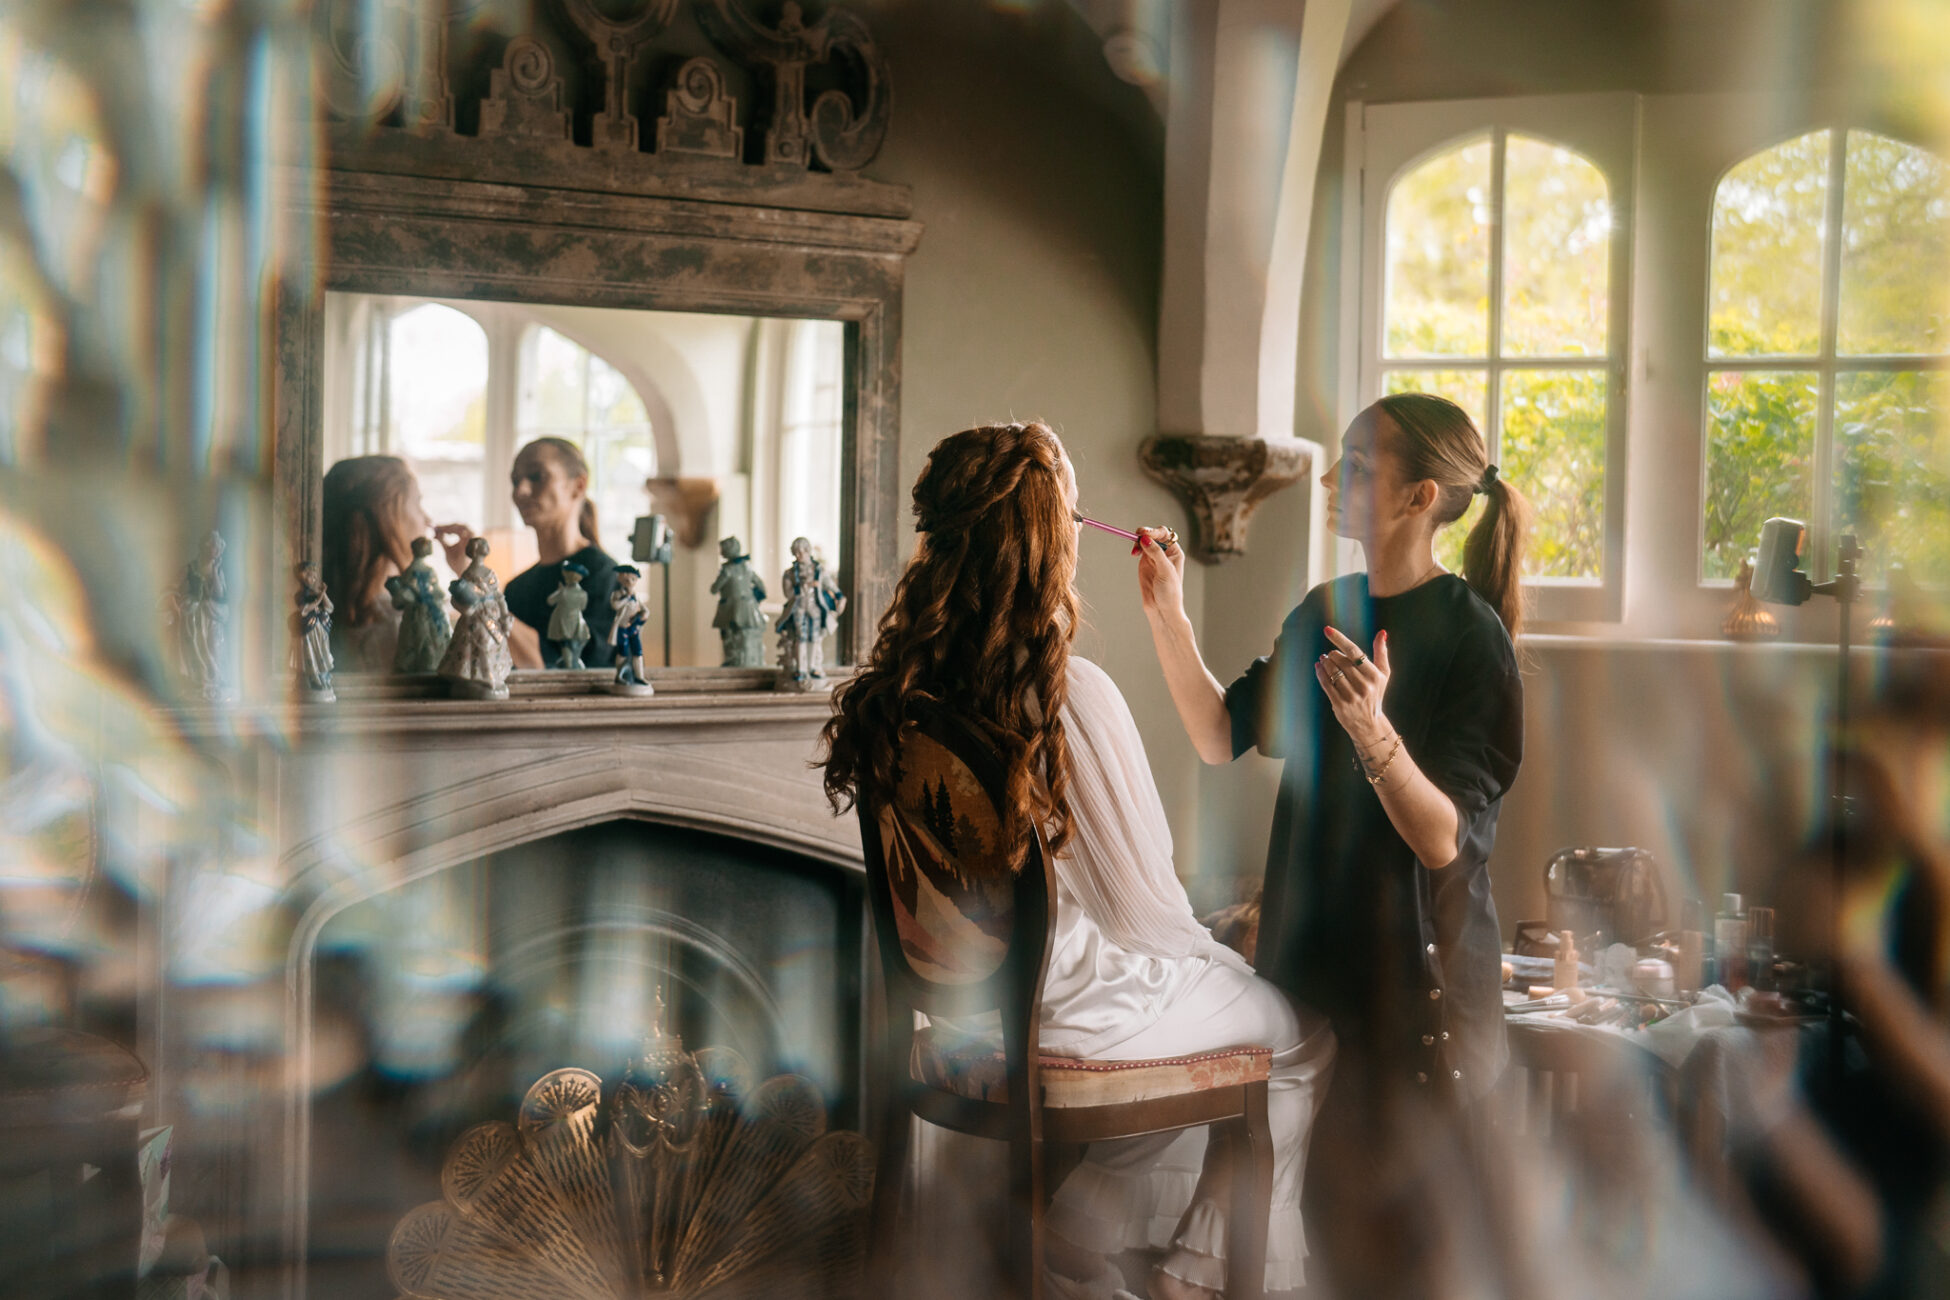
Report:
1224,572,1522,1102
505,546,619,668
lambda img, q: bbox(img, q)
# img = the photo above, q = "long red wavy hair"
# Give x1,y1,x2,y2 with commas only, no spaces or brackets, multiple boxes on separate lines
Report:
820,421,1080,868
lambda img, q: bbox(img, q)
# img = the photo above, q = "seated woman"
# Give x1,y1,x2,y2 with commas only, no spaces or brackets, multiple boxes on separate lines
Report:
498,437,618,670
321,455,471,672
821,422,1335,1300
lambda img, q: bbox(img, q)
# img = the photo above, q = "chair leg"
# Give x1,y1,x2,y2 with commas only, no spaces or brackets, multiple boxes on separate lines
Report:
1010,1131,1048,1300
869,1100,912,1292
1228,1081,1274,1300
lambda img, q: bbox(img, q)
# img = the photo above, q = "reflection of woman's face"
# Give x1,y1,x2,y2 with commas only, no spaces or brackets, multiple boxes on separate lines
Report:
401,480,431,538
511,451,582,532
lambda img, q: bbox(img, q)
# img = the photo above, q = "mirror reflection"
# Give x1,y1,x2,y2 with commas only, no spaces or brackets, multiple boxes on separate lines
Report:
320,292,847,672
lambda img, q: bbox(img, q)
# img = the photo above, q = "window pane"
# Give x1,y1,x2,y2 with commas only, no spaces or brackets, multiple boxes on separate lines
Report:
1708,131,1830,357
388,304,486,545
1501,136,1610,357
1835,371,1950,585
1382,369,1488,431
1840,132,1950,356
1702,370,1818,580
1499,369,1607,579
518,327,657,560
1384,138,1492,358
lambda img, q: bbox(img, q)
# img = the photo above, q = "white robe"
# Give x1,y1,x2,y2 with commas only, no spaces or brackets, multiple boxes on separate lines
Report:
1028,659,1338,1293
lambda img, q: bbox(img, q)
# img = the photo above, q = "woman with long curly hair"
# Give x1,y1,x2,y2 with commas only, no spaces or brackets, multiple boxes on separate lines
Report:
823,422,1335,1300
322,455,472,672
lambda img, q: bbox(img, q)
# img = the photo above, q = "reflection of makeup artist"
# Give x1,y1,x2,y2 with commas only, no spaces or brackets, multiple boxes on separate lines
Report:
495,437,618,668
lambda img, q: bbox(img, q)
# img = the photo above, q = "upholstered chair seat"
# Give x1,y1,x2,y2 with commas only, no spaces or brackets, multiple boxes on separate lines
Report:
911,1027,1273,1108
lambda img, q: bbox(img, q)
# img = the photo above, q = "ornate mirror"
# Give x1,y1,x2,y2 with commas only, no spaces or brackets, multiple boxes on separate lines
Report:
274,0,922,674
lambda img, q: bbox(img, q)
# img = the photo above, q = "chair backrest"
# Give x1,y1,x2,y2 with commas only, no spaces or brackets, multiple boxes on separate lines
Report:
856,704,1057,1034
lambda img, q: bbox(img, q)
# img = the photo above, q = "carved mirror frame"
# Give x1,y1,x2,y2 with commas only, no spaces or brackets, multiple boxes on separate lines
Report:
273,0,922,670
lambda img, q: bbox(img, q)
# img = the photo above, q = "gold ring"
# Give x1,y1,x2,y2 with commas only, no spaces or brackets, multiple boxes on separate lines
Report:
1162,527,1179,550
1352,655,1367,666
1329,669,1345,682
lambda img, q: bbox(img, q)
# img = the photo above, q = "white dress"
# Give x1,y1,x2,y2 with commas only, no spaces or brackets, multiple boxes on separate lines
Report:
1028,658,1337,1294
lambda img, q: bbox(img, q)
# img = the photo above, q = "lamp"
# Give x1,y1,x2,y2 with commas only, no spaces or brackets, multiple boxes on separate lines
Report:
1751,516,1862,1093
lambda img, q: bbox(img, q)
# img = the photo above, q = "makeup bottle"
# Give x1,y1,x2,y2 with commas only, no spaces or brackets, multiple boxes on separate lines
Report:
1675,898,1705,996
1747,906,1777,993
1553,929,1580,993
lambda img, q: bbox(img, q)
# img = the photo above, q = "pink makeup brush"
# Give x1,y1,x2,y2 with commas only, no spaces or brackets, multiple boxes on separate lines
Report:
1072,511,1140,541
1073,511,1178,552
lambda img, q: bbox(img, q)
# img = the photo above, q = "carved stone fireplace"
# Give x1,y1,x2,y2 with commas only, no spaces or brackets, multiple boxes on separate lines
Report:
160,686,866,1298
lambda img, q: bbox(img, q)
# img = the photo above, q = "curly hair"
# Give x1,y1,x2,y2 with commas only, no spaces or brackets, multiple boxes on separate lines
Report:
322,455,418,626
819,421,1081,869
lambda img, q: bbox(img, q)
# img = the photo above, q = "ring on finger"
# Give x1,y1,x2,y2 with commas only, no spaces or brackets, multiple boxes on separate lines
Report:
1329,668,1345,682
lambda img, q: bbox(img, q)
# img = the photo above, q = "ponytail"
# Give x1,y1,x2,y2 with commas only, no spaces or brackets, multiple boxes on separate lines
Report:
1369,391,1531,640
1461,476,1531,641
579,499,600,551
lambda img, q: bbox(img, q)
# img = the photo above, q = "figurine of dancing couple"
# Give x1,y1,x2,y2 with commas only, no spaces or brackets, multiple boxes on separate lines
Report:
439,537,514,700
776,537,844,691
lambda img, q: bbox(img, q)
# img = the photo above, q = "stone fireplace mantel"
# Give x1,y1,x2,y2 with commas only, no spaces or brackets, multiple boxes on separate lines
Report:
157,683,869,1299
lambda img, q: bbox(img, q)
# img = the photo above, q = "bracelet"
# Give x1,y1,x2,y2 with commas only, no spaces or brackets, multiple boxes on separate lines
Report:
1359,732,1405,786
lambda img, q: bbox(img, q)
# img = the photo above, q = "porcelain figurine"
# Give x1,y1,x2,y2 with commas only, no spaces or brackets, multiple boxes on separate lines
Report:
775,536,845,690
710,537,768,668
165,530,233,702
386,536,451,673
607,564,654,695
438,538,513,700
289,561,336,702
546,561,593,669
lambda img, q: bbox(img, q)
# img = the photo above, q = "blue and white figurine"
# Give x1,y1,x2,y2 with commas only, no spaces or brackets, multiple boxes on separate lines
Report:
710,537,767,668
165,530,234,702
290,561,336,702
606,564,654,696
775,537,845,691
546,561,593,670
438,537,513,700
386,536,451,674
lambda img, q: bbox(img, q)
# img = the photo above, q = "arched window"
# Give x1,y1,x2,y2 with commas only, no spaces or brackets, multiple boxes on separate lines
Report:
515,326,657,561
1380,133,1615,583
1703,129,1950,585
351,301,489,547
776,319,845,579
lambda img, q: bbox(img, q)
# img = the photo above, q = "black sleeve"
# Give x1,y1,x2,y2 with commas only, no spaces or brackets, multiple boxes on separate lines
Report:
1416,619,1523,824
504,566,547,632
1223,603,1312,761
581,553,619,666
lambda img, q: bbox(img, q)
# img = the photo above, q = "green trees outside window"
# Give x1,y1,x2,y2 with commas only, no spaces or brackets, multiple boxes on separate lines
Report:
1381,134,1613,580
1703,130,1949,584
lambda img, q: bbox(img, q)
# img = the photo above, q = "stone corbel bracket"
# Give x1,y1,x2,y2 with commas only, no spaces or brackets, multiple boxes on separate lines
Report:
1138,435,1315,564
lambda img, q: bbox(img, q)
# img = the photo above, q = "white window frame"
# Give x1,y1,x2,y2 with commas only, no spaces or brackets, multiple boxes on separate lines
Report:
1698,126,1950,587
1342,93,1637,626
1622,93,1948,641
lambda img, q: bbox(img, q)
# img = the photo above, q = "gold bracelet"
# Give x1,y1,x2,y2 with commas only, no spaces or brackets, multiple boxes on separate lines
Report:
1362,732,1405,786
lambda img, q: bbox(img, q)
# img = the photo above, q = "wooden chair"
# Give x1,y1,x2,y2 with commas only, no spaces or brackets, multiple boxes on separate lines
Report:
858,704,1276,1300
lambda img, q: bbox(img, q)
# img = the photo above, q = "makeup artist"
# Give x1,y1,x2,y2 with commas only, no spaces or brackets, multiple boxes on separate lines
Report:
1135,391,1527,1123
